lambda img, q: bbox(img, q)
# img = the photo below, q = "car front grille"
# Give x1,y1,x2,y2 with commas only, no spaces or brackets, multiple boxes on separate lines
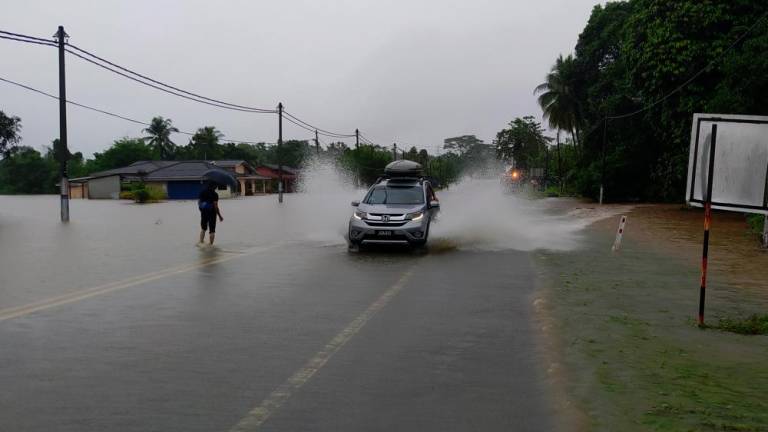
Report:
364,221,407,227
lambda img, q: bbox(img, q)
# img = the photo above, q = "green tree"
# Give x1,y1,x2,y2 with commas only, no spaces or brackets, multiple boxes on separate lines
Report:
143,116,178,160
186,126,223,160
0,111,22,157
0,147,57,194
275,140,311,168
86,138,156,173
565,1,768,201
443,135,484,155
495,117,548,170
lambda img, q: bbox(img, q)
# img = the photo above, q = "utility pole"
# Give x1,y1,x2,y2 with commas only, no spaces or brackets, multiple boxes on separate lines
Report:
277,102,283,204
314,129,319,155
355,129,359,149
556,130,563,194
55,26,69,222
393,143,397,160
544,145,550,192
599,118,607,204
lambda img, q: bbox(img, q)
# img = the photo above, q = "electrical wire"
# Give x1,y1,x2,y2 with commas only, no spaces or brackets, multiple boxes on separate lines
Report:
282,110,356,138
64,49,275,114
1,28,378,146
358,133,377,146
608,11,768,121
0,30,54,43
281,114,356,140
0,75,266,145
0,34,56,47
65,42,276,113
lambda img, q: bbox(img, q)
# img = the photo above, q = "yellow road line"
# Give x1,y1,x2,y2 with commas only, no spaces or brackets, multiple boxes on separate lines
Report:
229,266,416,432
0,244,280,322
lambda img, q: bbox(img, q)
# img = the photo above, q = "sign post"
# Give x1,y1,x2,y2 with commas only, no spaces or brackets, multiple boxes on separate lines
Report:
686,114,768,326
698,124,717,326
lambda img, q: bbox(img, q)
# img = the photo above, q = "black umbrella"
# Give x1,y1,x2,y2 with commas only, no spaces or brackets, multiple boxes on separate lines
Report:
202,169,238,189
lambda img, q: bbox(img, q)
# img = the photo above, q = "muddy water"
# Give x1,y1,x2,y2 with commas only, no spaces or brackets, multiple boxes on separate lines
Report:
618,204,768,302
0,168,607,311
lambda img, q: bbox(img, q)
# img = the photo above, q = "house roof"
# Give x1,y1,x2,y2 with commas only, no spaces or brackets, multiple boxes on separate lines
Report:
259,164,299,174
89,160,269,181
120,161,270,182
211,160,247,168
89,160,177,179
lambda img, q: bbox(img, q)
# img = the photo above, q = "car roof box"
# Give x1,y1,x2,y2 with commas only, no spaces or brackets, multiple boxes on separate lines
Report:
384,160,423,177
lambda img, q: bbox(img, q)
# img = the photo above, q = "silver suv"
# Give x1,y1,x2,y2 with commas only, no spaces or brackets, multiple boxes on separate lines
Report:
348,164,440,248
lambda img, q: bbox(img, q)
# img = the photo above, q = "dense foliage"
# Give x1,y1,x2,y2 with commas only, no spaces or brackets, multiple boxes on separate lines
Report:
540,0,768,201
0,113,470,193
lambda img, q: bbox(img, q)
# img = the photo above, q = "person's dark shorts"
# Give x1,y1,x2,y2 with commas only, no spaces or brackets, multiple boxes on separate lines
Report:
200,209,217,233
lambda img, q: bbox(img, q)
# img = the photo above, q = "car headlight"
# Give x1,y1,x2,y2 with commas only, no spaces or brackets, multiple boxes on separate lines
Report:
353,210,367,220
406,211,423,221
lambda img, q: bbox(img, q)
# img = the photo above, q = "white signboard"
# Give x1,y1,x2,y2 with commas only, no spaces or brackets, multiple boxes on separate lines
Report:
686,113,768,215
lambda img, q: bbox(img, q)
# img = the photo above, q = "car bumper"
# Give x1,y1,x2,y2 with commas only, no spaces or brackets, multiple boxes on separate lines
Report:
348,217,428,245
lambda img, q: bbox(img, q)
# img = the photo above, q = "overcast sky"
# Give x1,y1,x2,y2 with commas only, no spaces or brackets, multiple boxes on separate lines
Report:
1,0,601,157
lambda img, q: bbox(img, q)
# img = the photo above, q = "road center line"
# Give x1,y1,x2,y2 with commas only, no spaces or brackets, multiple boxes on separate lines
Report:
0,244,281,322
228,266,416,432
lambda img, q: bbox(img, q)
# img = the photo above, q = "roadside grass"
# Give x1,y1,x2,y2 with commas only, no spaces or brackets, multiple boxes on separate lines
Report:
536,215,768,432
713,314,768,335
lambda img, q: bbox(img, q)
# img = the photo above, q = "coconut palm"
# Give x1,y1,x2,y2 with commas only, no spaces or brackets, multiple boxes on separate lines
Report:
534,55,582,150
143,116,178,160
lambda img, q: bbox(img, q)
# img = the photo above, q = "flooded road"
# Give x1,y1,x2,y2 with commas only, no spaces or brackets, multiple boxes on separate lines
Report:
0,179,600,432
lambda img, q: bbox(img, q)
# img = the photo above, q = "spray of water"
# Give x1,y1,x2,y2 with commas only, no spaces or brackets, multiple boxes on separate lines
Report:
430,178,588,251
286,156,365,245
288,159,624,251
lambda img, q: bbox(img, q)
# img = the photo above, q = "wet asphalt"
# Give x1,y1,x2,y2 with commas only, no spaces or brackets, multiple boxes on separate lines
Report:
0,194,562,431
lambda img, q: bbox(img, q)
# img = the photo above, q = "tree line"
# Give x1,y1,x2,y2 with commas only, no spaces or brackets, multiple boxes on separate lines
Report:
0,111,511,193
534,0,768,201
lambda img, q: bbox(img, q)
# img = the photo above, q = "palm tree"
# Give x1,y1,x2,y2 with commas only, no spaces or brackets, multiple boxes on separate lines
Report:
143,116,178,160
534,55,582,151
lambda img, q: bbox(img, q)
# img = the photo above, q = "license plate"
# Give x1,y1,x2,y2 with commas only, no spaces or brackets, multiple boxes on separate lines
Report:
377,230,393,236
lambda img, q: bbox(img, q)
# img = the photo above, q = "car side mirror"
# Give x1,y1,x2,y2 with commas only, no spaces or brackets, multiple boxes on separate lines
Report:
351,200,360,207
429,200,440,208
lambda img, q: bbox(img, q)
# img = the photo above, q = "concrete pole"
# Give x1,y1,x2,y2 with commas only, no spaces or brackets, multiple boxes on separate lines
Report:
56,25,70,222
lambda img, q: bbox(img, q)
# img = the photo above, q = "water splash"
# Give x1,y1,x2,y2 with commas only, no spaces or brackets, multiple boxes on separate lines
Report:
287,156,365,244
287,161,624,251
431,178,625,252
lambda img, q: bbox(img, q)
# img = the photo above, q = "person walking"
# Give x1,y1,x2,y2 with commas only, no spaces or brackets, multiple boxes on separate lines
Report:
198,182,223,245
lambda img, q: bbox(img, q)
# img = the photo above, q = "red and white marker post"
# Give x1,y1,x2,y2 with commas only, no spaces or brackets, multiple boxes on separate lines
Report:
612,215,627,252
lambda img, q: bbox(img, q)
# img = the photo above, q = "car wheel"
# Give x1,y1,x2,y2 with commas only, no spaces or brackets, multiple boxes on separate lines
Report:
347,238,361,252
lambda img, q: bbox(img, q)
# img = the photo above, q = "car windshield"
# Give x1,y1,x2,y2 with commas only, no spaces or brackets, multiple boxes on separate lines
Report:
365,185,424,205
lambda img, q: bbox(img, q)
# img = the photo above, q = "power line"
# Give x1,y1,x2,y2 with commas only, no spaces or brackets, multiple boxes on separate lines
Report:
0,75,266,145
610,11,768,120
65,43,276,113
282,110,356,138
0,34,56,47
597,11,768,125
0,30,54,43
358,133,378,146
64,48,276,114
0,27,384,147
281,113,358,139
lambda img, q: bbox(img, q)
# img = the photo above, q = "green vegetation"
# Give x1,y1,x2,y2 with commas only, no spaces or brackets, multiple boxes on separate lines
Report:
536,1,768,201
538,215,768,431
747,214,765,235
715,314,768,335
0,112,482,194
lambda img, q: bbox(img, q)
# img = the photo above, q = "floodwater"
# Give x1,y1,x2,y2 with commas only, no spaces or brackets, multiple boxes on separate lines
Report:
0,163,609,310
0,162,588,431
